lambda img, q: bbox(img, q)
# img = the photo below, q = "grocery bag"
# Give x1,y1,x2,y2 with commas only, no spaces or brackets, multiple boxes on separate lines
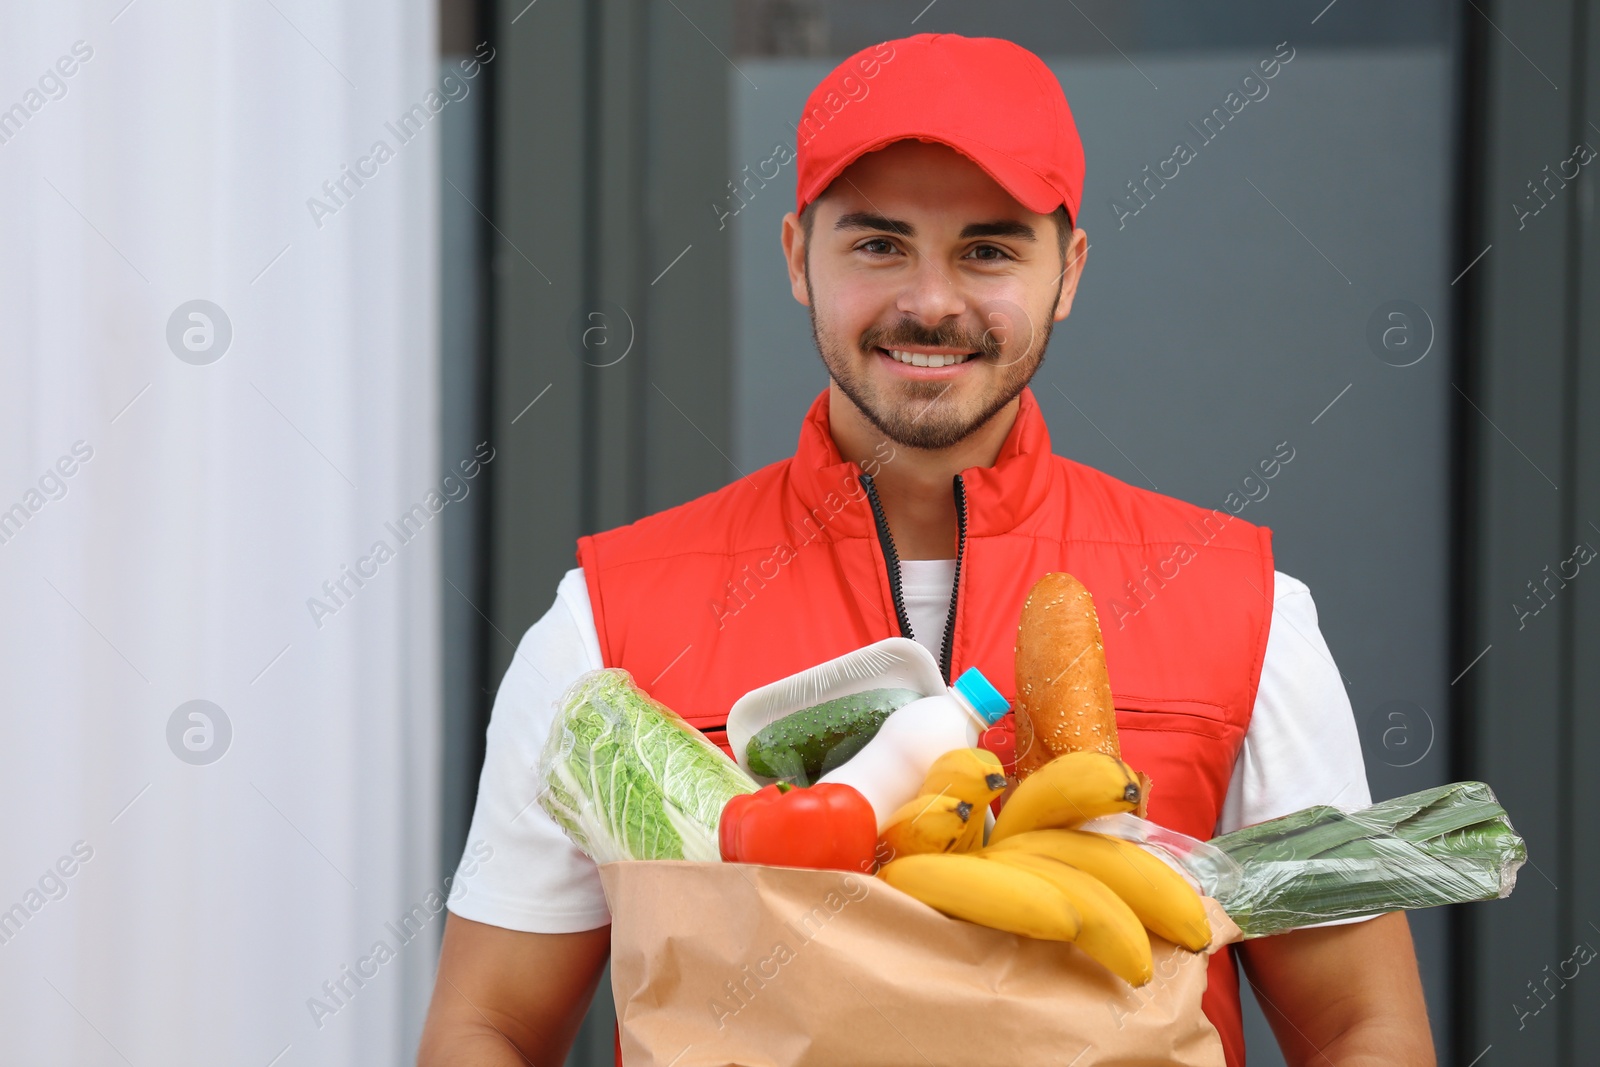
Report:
600,860,1239,1067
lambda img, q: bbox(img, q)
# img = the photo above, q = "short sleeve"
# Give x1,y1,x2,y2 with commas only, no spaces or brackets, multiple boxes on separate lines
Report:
445,568,614,933
1217,572,1377,927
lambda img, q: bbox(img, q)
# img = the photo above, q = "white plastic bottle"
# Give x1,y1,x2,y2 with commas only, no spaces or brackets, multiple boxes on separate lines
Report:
817,666,1010,828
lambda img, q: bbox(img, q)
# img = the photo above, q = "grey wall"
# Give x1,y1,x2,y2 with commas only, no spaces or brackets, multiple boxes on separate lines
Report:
1457,2,1600,1064
489,0,735,691
730,45,1458,1065
438,53,489,892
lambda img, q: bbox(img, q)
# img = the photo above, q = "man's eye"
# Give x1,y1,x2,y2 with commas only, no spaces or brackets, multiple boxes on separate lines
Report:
859,238,897,256
968,244,1011,261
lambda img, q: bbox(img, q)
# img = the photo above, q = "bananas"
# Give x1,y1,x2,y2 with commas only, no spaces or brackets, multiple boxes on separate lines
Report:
987,830,1211,952
878,853,1082,942
879,793,974,859
872,747,1206,989
988,751,1141,845
921,748,1008,807
922,748,1005,853
955,811,985,853
982,850,1153,986
876,749,1006,860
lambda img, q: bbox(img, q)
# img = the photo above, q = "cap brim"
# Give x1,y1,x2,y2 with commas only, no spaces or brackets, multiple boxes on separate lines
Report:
800,132,1071,221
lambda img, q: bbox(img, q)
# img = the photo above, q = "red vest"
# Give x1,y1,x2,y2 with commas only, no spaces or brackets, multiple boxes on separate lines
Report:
580,386,1273,1067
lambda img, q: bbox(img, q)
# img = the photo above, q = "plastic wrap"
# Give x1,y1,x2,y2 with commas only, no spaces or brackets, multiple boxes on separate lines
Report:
1208,781,1526,938
536,669,757,863
1080,813,1243,900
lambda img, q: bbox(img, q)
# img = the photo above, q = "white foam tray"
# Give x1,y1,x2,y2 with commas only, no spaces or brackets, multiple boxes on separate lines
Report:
724,637,948,780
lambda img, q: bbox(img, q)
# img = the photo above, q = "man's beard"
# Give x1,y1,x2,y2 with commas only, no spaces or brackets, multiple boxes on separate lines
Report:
805,276,1059,451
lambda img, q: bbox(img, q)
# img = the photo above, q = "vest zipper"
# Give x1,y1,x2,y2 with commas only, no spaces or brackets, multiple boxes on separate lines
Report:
859,471,968,686
858,472,914,640
938,475,968,685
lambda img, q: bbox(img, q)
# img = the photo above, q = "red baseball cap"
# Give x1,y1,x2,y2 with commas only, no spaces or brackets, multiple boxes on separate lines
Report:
793,33,1085,225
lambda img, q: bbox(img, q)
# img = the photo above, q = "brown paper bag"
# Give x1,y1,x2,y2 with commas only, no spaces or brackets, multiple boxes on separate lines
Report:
600,860,1240,1067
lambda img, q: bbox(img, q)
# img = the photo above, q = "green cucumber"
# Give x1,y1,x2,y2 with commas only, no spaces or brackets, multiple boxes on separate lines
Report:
745,687,921,784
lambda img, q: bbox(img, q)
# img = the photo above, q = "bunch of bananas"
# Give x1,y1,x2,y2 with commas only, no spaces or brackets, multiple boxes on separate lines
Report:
877,750,1211,987
877,748,1008,858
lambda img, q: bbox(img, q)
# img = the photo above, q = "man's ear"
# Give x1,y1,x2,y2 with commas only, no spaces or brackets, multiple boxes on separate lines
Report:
1052,227,1090,322
780,211,811,307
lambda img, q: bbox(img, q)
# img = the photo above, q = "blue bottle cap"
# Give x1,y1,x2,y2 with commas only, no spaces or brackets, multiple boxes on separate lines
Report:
952,667,1009,725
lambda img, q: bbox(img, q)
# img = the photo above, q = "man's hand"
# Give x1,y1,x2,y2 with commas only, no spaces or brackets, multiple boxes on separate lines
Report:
1237,910,1435,1067
417,912,611,1066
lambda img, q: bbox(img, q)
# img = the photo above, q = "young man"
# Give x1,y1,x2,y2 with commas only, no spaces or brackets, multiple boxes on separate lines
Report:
419,33,1435,1067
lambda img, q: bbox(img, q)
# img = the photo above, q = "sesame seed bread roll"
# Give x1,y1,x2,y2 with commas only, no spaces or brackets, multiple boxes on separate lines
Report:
1013,572,1120,777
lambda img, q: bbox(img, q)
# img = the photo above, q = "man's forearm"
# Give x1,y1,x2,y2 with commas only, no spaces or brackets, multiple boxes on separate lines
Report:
1240,911,1435,1067
418,1024,546,1067
1314,1020,1436,1067
1258,1007,1435,1067
416,914,611,1067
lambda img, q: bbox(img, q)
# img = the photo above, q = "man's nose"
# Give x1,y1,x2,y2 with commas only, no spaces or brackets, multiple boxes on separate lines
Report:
895,257,967,325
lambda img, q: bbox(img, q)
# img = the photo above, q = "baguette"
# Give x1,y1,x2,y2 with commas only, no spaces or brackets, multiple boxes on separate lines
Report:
1012,572,1121,776
1012,573,1153,815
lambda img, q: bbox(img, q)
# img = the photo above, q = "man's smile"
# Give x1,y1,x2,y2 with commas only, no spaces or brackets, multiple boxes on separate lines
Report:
872,344,983,377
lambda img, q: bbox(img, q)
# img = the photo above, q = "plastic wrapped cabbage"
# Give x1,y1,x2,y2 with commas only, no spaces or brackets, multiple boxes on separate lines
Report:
1208,781,1525,937
538,669,757,863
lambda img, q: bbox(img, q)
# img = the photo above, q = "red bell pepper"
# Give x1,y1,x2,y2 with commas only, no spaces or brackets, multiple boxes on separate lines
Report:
719,781,879,873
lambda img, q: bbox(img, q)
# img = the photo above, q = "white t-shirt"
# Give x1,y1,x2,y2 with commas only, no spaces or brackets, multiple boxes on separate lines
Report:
447,564,1373,933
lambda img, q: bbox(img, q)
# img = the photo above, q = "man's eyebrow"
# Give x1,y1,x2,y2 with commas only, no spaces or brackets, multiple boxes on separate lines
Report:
831,214,1038,242
833,212,914,236
959,219,1037,241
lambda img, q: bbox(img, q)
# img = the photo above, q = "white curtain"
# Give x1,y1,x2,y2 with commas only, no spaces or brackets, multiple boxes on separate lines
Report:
0,2,441,1064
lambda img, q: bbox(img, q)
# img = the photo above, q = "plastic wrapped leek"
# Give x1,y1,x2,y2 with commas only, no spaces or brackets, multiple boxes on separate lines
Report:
1209,781,1525,937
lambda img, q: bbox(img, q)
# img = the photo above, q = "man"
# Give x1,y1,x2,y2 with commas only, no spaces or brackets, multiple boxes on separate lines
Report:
419,33,1434,1067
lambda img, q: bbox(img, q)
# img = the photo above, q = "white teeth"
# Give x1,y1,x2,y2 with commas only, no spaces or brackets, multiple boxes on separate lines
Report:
887,349,972,368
